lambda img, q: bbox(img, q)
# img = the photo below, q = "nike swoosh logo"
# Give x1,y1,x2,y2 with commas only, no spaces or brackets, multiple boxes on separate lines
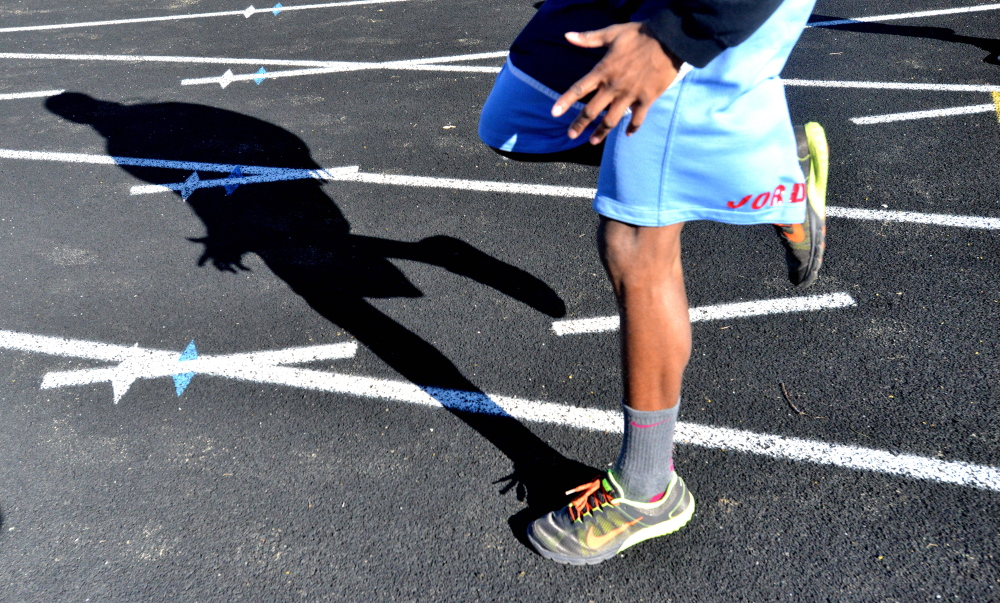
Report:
586,517,644,549
630,420,665,429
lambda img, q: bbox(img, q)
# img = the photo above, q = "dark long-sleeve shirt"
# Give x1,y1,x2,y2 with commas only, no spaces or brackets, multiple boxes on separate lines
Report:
644,0,785,67
509,0,788,93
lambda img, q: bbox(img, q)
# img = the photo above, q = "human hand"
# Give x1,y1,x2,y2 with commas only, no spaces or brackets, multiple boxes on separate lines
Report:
551,22,682,144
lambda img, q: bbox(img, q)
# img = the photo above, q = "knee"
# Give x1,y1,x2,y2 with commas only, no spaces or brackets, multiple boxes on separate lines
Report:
598,219,683,287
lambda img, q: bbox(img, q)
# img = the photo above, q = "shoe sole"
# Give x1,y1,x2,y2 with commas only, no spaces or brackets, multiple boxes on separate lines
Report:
795,122,829,288
527,488,696,566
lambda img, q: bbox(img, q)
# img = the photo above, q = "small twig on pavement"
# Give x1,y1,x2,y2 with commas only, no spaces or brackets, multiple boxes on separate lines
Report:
780,382,828,420
780,382,809,416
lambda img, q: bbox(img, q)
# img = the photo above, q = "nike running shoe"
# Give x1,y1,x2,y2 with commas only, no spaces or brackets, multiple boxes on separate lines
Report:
775,122,828,288
527,471,695,565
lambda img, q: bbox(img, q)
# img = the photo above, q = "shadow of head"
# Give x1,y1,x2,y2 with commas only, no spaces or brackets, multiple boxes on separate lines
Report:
44,92,578,541
45,91,318,174
45,91,105,123
43,92,566,317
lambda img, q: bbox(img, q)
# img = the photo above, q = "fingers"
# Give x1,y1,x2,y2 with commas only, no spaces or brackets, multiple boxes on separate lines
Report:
552,71,601,118
589,97,633,144
552,21,672,142
565,86,616,139
625,102,650,136
551,25,624,117
564,26,618,49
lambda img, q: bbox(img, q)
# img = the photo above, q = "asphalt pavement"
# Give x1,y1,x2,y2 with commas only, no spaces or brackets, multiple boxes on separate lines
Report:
0,0,998,600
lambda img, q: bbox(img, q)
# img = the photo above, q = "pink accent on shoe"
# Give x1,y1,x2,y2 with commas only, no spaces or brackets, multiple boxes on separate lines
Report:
649,491,666,503
629,420,665,429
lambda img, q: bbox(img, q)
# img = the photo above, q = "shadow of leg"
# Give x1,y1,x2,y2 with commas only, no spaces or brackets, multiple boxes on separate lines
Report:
306,295,598,543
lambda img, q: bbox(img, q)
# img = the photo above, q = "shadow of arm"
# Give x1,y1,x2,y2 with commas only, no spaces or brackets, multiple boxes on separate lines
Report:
360,235,567,318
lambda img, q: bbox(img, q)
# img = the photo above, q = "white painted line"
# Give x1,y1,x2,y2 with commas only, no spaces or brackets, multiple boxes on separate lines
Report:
0,50,507,88
182,63,500,88
0,50,507,70
0,327,357,402
0,148,582,199
0,89,65,100
0,0,408,34
395,52,510,65
0,147,314,176
552,293,856,336
0,51,351,68
1,327,996,491
851,103,997,124
181,51,508,88
0,329,137,362
809,3,1000,27
5,148,1000,231
342,171,592,197
827,206,1000,229
130,164,595,199
674,421,1000,492
782,79,1000,93
131,167,362,198
5,55,991,94
41,343,359,392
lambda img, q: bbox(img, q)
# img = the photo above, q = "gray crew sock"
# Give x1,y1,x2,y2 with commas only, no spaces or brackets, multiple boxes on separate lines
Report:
612,401,680,502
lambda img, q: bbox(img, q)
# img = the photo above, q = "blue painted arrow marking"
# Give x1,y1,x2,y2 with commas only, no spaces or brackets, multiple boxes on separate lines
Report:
224,166,243,195
179,172,201,200
272,3,284,15
172,340,198,396
254,67,268,85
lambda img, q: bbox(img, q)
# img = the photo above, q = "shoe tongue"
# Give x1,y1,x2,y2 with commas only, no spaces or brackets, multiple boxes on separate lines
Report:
602,475,624,498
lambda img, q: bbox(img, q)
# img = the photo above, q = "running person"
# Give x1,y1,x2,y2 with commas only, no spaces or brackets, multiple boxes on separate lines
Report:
478,0,828,564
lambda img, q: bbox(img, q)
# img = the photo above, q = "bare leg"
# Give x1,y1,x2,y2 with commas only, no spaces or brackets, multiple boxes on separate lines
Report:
597,217,690,411
527,215,698,560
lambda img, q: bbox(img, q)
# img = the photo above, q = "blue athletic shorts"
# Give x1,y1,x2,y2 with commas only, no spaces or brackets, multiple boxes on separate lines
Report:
479,0,816,227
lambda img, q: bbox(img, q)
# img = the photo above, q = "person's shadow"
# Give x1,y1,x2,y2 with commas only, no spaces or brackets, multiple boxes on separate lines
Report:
809,14,1000,66
46,92,599,546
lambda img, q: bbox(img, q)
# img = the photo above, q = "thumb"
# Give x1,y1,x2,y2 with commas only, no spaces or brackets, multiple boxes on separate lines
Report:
564,27,616,48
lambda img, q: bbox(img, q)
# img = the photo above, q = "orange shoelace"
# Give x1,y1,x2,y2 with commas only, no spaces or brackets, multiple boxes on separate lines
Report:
565,478,618,521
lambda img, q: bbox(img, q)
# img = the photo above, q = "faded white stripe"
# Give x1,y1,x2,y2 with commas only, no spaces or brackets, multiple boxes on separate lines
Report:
552,293,856,336
852,103,997,124
0,50,508,70
782,79,1000,93
827,206,1000,229
0,0,408,34
809,3,1000,27
0,51,356,68
0,89,65,100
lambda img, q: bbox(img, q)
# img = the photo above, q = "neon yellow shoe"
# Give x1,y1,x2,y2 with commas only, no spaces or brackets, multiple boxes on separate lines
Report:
775,122,828,288
527,471,694,565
